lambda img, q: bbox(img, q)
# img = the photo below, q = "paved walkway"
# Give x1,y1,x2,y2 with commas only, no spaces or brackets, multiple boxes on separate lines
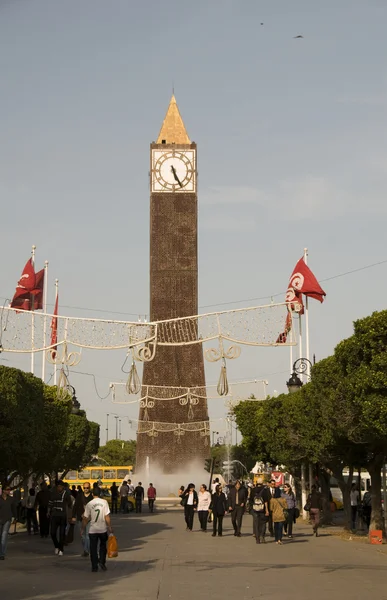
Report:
1,509,387,600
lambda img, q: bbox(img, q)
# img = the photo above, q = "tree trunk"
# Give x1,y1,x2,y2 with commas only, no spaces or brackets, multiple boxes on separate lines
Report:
368,454,385,535
319,468,333,525
332,465,353,530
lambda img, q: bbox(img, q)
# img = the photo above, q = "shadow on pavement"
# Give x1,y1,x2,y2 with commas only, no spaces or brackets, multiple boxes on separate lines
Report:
1,513,171,600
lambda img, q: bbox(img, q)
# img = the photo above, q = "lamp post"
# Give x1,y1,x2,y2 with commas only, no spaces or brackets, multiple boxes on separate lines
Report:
106,414,109,443
114,416,119,439
285,357,313,518
212,431,219,446
286,358,313,393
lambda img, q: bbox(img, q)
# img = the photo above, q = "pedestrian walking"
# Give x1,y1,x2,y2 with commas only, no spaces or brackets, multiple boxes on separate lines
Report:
197,484,211,531
250,477,270,544
210,484,227,537
110,483,119,514
282,483,297,538
270,496,288,545
350,483,360,531
26,488,39,535
70,485,78,499
119,481,129,514
72,481,94,557
35,482,51,538
134,482,145,513
307,484,323,537
147,483,156,513
182,483,198,531
267,478,280,537
228,480,247,537
81,487,113,573
48,480,72,555
0,485,16,560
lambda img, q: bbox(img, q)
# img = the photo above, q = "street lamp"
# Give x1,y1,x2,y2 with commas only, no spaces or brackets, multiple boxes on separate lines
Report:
212,431,219,446
67,384,81,414
286,358,313,394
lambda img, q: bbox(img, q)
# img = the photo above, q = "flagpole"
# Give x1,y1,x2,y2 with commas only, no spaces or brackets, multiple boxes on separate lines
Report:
54,279,59,386
303,247,311,378
30,245,36,375
41,260,49,382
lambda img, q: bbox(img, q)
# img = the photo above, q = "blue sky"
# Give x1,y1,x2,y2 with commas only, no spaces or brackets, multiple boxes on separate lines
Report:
1,0,386,443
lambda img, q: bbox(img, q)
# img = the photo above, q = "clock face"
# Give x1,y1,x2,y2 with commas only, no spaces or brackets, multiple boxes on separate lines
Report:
152,150,195,192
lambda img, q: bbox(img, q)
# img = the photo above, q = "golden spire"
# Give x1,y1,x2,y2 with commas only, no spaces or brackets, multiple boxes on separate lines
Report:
157,94,191,144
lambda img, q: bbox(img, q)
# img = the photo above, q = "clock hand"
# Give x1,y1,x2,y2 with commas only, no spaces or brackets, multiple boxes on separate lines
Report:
171,165,183,188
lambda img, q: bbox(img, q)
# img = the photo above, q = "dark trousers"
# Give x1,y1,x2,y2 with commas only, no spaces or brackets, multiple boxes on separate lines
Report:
135,498,142,513
231,505,244,535
89,532,108,571
50,516,67,552
148,498,155,513
363,506,371,528
268,511,274,535
213,513,224,535
38,507,50,537
184,505,195,530
284,508,295,536
26,508,39,534
111,498,118,514
120,497,128,513
351,506,358,530
252,511,267,541
274,521,284,542
198,510,208,530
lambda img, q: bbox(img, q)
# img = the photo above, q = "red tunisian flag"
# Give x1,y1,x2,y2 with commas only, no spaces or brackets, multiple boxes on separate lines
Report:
50,294,59,359
277,257,326,343
30,269,45,310
10,259,37,310
285,257,326,312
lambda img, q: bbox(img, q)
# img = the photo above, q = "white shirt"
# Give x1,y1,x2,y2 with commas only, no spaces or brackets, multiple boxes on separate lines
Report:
187,492,194,506
84,497,110,534
197,491,211,511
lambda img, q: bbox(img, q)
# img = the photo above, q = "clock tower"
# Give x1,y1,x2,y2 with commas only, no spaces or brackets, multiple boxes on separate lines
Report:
136,95,210,472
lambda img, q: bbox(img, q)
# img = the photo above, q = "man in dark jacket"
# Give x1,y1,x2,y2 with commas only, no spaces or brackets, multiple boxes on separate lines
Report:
228,480,247,537
250,477,271,543
134,482,145,513
72,481,94,556
48,480,73,555
267,478,281,536
35,482,51,538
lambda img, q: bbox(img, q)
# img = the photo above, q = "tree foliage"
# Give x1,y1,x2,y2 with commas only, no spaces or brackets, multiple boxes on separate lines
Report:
234,310,387,533
97,439,136,466
0,366,100,485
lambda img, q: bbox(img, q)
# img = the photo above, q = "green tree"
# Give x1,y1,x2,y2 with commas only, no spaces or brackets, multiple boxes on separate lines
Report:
82,421,100,466
32,384,72,477
97,439,136,466
0,366,44,485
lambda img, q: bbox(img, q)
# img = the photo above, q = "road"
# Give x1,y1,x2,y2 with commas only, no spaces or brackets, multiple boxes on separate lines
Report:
1,509,387,600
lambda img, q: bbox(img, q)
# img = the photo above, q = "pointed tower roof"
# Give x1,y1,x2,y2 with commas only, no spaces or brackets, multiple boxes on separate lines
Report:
157,95,191,144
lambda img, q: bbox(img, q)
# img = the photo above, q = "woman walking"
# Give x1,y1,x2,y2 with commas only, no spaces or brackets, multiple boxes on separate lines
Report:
197,484,211,531
269,495,288,545
282,483,296,539
307,484,323,536
210,484,228,537
181,484,198,531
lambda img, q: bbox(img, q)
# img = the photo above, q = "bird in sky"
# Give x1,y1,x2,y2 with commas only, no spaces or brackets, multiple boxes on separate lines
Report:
260,22,264,25
294,35,304,38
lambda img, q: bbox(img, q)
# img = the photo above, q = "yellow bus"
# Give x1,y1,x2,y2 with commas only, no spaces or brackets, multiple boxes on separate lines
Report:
63,465,134,489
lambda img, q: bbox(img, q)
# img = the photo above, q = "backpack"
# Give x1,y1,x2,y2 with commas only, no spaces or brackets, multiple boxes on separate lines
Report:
252,489,265,512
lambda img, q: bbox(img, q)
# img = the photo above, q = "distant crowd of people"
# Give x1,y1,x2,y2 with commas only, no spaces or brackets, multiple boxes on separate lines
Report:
179,477,322,543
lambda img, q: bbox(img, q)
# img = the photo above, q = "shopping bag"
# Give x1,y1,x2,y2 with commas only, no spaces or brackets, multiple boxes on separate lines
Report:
107,533,118,558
